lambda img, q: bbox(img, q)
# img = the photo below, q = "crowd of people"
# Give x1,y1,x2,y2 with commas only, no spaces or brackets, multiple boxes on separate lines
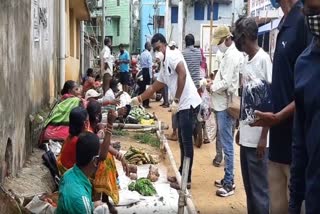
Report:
48,0,320,212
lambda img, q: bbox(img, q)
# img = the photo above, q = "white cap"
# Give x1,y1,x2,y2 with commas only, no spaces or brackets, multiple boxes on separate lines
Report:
168,41,176,48
85,89,101,100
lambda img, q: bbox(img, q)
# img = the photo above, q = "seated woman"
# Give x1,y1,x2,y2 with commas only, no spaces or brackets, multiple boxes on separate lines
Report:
86,100,129,214
82,68,96,95
39,81,83,145
56,106,89,175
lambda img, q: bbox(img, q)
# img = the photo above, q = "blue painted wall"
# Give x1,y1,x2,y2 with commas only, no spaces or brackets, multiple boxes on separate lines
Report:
140,0,166,53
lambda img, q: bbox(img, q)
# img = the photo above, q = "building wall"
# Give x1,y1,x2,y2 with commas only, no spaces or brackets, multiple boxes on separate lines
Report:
65,0,83,82
140,0,166,52
0,0,59,182
248,0,283,17
169,0,244,49
105,0,131,52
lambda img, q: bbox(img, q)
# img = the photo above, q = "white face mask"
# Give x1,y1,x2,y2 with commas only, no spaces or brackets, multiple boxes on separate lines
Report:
155,51,164,62
218,40,228,53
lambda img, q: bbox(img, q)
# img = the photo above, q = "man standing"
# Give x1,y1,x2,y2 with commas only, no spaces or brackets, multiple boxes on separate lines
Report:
118,44,130,92
207,25,244,197
182,34,201,90
131,34,202,189
290,0,320,213
100,37,114,94
56,132,103,213
251,0,311,212
139,42,153,108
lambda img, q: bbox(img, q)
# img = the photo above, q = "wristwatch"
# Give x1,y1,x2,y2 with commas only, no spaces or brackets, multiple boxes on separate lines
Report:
174,97,180,104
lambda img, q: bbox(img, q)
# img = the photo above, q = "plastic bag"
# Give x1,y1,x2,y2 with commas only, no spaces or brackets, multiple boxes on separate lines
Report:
197,88,211,121
240,78,272,125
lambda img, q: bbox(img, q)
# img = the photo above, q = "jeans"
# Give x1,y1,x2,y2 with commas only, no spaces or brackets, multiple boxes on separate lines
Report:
162,85,169,105
215,110,235,186
177,106,199,183
240,146,269,214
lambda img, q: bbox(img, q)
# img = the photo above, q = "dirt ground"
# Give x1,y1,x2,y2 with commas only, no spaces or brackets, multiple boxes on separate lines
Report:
146,100,247,214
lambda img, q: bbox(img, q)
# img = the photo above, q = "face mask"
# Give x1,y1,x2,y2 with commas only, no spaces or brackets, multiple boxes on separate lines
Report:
218,40,228,53
155,51,164,62
307,14,320,37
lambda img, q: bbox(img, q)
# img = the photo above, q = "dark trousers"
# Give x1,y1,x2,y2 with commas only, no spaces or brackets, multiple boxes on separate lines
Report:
162,85,169,105
240,146,269,214
139,68,151,106
177,106,199,183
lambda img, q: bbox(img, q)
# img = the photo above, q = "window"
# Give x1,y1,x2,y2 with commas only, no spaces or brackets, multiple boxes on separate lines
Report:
171,6,178,23
207,3,219,20
117,0,120,6
194,2,205,20
154,15,165,29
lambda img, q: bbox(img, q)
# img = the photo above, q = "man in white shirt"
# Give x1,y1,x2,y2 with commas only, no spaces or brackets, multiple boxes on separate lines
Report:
100,37,114,93
234,17,272,214
131,34,202,189
139,42,153,108
207,25,244,197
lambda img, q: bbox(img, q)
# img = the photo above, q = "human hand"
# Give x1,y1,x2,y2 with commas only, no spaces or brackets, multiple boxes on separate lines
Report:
130,96,141,106
94,200,103,208
250,111,280,127
110,99,120,105
170,101,178,115
117,107,127,117
256,136,267,159
107,110,118,125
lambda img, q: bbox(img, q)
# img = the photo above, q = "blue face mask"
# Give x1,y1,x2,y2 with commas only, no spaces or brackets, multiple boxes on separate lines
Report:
270,0,280,9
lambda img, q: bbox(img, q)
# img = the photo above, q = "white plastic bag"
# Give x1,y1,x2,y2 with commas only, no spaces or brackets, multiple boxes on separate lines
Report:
197,88,211,121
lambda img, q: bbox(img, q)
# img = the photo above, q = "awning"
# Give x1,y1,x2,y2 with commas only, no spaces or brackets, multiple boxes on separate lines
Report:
258,18,281,35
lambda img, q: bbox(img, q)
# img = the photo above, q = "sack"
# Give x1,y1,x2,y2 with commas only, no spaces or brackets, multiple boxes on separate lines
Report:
227,95,241,119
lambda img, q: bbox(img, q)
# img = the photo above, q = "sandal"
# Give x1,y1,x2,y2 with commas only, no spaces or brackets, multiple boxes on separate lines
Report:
165,134,178,141
203,139,210,144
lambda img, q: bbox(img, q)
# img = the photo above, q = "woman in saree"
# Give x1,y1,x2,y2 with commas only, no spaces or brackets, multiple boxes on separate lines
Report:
86,100,129,214
56,106,89,175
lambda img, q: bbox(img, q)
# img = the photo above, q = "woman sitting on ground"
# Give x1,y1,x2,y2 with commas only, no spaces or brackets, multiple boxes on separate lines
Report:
87,100,129,214
60,80,82,101
56,106,89,174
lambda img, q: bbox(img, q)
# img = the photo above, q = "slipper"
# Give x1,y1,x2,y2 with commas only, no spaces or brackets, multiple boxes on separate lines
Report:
165,134,178,141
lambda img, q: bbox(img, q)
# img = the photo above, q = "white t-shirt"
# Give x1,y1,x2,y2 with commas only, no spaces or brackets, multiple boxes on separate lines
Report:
98,88,115,104
100,46,114,76
239,48,272,148
157,47,202,111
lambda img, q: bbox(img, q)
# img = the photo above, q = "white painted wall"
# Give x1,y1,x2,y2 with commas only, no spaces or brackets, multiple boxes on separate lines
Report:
168,0,245,49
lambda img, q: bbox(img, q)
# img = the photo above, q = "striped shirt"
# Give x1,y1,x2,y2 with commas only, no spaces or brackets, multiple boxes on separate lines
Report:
182,46,202,88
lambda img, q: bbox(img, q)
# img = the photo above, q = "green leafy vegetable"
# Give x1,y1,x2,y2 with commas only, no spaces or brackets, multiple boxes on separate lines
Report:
128,178,157,196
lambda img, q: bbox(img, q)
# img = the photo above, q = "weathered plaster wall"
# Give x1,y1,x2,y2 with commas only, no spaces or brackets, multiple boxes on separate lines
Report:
0,0,59,183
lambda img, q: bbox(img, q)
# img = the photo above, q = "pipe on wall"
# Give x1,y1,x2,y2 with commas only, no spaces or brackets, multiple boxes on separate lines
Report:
59,0,66,89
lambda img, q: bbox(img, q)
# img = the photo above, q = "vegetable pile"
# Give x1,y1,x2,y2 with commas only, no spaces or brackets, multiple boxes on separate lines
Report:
128,178,157,196
129,107,150,120
124,146,157,165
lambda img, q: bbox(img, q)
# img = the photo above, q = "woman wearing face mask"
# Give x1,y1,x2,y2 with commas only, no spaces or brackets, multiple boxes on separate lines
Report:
289,0,320,213
86,100,129,214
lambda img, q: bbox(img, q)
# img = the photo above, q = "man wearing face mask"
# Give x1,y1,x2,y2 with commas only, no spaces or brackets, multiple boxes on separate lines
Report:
289,0,320,213
250,0,311,212
56,132,103,213
206,25,244,197
131,33,202,189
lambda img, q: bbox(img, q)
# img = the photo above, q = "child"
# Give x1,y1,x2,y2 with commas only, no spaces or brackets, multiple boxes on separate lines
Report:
234,17,272,214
